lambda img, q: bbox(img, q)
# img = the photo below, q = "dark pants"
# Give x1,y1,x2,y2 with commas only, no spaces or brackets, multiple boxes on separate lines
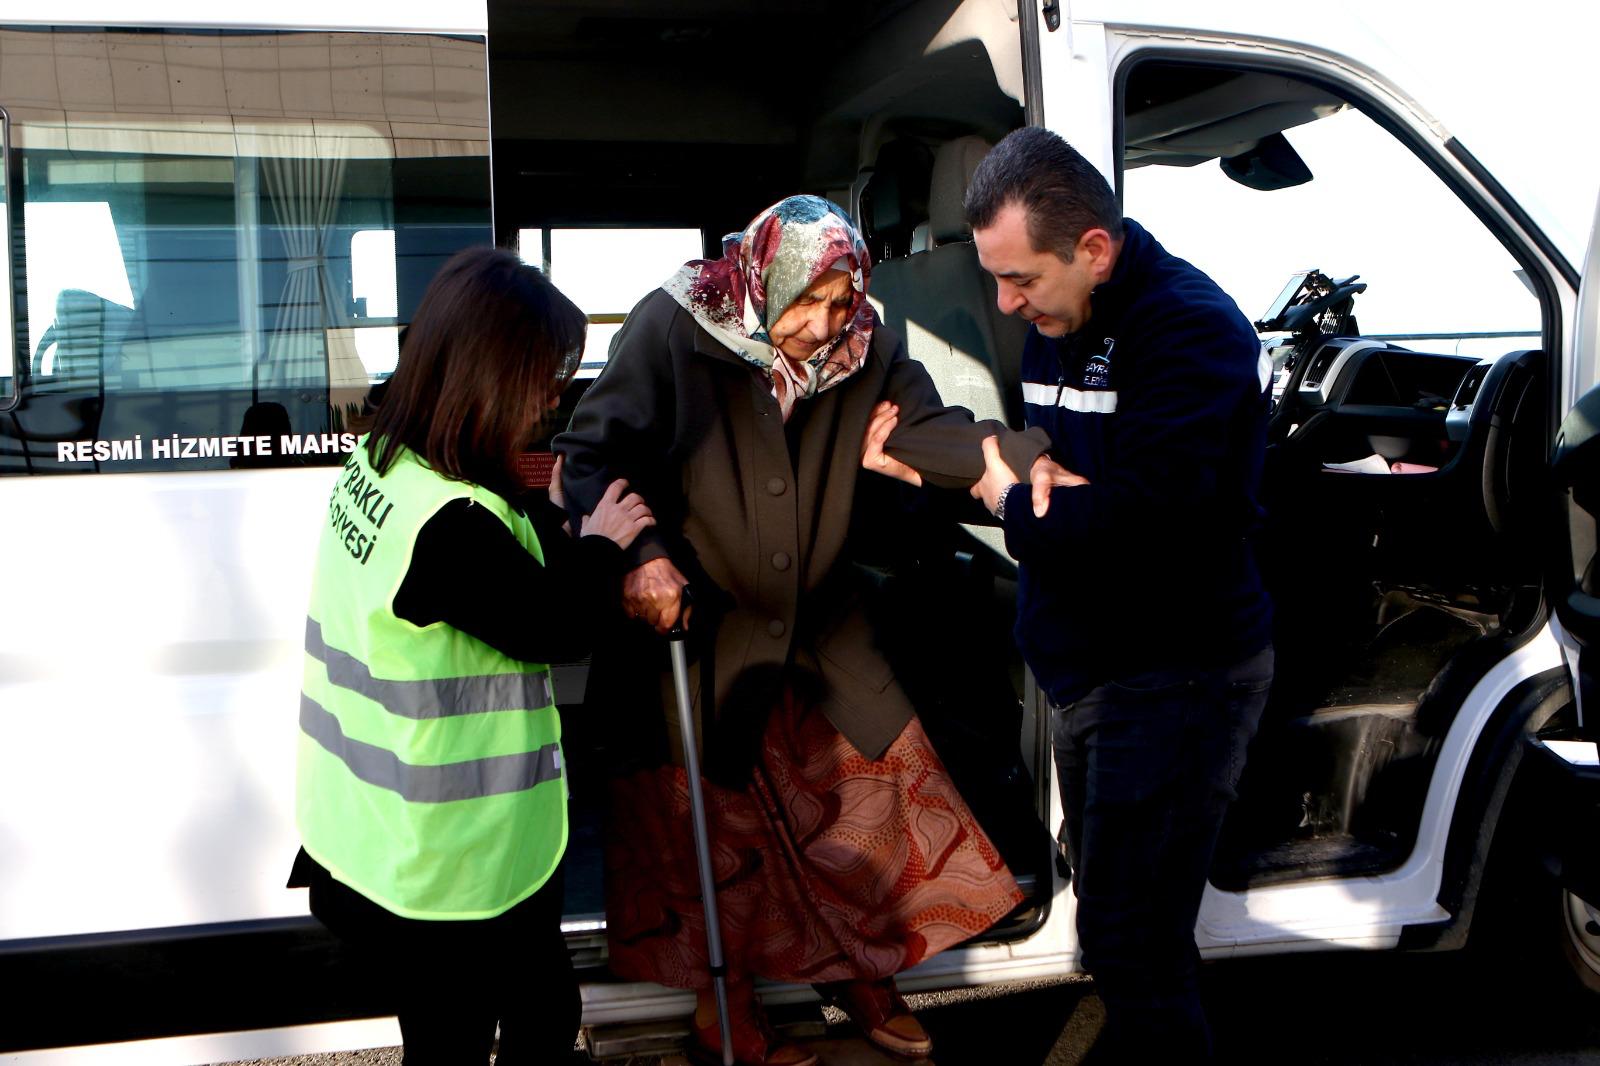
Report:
309,863,580,1066
1052,645,1273,1064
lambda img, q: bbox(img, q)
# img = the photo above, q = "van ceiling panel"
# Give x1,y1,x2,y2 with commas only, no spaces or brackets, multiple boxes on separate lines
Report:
1124,68,1345,169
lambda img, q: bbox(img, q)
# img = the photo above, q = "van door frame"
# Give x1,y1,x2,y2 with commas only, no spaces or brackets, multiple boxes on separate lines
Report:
1093,23,1580,954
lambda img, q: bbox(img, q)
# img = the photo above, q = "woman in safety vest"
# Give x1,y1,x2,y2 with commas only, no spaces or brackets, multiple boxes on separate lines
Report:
290,247,653,1065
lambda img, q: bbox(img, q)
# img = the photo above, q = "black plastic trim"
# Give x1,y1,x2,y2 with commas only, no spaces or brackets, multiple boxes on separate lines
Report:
0,916,386,1052
1018,0,1045,127
0,912,610,1053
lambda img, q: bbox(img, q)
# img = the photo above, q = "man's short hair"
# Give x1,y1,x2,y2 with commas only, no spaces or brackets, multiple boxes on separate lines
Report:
965,126,1123,261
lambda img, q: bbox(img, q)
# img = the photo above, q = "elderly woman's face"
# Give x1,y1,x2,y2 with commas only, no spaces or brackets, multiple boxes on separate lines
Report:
769,269,853,362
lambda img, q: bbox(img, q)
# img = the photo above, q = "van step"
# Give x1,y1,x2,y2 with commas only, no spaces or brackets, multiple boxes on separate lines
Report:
584,1001,827,1060
648,1035,938,1065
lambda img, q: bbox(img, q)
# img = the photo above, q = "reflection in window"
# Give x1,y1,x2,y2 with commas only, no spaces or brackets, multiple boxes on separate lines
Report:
25,201,134,380
351,230,399,319
0,27,492,474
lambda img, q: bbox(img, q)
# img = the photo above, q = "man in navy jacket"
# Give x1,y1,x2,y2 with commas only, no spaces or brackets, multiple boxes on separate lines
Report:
967,126,1274,1062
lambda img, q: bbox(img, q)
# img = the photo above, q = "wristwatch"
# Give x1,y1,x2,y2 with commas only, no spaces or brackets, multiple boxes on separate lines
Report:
993,482,1022,521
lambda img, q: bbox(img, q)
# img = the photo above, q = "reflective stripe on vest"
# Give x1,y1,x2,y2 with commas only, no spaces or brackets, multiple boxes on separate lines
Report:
304,617,554,719
300,693,562,803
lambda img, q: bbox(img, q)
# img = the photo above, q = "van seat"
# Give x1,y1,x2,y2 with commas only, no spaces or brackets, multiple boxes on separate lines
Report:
868,135,1027,429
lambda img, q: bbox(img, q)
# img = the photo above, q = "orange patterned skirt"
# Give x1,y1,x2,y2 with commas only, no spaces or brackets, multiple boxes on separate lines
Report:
604,689,1023,988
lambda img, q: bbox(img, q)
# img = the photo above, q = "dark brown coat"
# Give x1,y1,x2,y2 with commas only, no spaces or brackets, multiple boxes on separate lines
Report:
554,288,1048,764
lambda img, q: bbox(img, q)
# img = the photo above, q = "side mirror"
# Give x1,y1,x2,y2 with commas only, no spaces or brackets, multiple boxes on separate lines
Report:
1220,132,1313,192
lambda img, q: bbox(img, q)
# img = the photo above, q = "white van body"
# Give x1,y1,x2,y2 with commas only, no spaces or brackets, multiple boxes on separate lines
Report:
2,1,1597,1062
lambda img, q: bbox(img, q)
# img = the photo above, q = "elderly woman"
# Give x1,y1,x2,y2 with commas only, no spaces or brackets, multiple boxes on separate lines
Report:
555,196,1049,1065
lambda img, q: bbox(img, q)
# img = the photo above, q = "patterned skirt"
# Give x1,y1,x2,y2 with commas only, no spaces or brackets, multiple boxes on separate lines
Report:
604,689,1024,988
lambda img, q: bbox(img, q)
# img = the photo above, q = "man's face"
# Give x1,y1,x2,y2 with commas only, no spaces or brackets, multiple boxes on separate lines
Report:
769,269,854,362
974,202,1100,337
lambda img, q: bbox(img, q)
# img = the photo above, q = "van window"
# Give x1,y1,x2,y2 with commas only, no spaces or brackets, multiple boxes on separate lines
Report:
0,27,492,475
519,227,701,375
1123,96,1540,357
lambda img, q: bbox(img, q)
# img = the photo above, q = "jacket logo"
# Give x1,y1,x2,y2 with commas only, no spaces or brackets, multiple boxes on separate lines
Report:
1082,337,1115,389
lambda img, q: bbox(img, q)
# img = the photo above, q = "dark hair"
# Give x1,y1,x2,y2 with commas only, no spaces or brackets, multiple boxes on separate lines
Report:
367,247,585,492
964,126,1124,260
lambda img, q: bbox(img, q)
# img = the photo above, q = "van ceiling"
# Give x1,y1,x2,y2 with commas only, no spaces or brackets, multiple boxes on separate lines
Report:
1124,64,1346,169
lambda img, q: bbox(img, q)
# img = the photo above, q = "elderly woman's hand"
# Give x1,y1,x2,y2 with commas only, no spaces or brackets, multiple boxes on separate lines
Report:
860,401,923,486
623,556,691,634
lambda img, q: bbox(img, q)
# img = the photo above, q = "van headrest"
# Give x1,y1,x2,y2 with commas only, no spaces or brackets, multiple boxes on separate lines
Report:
929,135,993,245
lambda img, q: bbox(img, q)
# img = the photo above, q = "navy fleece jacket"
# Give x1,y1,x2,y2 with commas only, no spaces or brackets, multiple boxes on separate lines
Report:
999,218,1273,704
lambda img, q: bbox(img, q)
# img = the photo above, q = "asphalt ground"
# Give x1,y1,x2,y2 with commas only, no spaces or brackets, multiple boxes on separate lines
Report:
227,946,1600,1066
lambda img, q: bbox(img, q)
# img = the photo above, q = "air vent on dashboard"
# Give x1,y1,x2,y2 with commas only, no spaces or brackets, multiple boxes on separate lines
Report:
1301,345,1340,391
1453,363,1491,410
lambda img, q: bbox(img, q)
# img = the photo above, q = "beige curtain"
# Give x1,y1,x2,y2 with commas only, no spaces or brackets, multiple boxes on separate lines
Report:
259,145,350,389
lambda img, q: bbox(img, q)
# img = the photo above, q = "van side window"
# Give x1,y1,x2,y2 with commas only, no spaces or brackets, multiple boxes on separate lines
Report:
0,27,491,475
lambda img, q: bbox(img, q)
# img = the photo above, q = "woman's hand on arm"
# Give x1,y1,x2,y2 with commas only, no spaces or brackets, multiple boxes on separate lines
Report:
547,453,573,536
579,477,655,550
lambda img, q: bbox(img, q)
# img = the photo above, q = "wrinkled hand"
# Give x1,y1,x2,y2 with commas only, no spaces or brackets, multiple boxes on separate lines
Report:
1028,453,1089,518
623,556,690,634
579,478,655,550
860,401,923,487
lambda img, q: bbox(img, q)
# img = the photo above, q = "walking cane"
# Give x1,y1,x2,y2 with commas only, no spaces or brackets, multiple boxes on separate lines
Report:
667,586,734,1066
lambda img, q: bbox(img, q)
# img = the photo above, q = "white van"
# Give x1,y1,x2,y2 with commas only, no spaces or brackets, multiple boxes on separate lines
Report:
1,1,1597,1062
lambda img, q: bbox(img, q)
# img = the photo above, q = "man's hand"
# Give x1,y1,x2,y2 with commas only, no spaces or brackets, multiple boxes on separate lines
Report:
1029,453,1089,518
970,435,1021,514
623,556,690,634
860,401,923,486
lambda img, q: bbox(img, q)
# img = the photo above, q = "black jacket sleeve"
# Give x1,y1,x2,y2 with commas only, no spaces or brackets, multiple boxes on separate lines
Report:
393,497,627,663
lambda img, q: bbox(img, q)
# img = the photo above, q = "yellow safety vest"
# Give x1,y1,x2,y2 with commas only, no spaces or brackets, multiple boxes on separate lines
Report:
296,440,565,920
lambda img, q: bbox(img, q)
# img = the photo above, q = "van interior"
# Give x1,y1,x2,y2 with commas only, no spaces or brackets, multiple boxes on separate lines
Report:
488,0,1553,962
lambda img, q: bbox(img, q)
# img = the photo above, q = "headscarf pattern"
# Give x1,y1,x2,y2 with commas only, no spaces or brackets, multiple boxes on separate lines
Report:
663,195,875,421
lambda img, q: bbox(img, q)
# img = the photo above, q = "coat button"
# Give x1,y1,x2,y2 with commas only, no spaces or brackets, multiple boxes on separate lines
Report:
771,551,791,571
766,476,787,496
767,619,786,638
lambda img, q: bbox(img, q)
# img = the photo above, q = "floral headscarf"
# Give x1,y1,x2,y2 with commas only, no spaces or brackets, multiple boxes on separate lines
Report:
662,195,875,421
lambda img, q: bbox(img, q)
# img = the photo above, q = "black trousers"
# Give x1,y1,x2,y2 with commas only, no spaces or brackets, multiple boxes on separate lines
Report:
1052,645,1273,1064
308,861,580,1066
